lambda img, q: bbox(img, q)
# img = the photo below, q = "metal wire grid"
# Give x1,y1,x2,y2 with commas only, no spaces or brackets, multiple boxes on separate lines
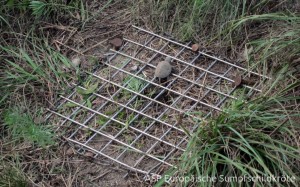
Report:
47,25,270,177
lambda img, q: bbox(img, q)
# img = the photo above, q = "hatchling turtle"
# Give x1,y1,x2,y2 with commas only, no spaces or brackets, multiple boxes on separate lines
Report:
155,57,172,80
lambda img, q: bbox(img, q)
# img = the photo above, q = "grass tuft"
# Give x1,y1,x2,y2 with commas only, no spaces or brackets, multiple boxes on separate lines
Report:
133,0,300,71
161,77,300,186
3,108,55,147
0,163,28,187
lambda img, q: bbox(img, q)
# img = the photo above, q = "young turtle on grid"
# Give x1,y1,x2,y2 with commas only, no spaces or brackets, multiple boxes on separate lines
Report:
155,56,172,82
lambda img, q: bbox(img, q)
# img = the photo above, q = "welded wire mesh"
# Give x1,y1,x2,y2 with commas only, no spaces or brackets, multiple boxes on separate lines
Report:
47,25,269,176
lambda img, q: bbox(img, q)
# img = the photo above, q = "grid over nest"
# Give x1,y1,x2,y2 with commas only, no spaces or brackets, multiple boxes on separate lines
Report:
47,25,270,177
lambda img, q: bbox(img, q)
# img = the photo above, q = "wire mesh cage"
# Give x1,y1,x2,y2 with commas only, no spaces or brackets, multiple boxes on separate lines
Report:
46,25,270,177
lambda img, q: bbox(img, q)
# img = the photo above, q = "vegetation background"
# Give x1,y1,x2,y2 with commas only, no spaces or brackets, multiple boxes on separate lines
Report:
0,0,299,186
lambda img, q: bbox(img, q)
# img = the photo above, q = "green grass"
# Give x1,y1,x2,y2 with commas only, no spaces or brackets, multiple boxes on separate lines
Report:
0,0,117,185
0,105,54,186
133,1,300,186
0,41,74,108
225,13,300,74
124,75,147,93
2,0,87,20
0,163,27,187
154,71,300,186
29,0,80,18
133,0,299,68
133,0,247,40
3,107,55,147
0,1,81,185
0,0,299,186
134,0,298,40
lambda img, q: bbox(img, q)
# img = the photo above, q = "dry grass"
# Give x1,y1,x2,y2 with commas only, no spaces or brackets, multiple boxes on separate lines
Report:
0,0,299,186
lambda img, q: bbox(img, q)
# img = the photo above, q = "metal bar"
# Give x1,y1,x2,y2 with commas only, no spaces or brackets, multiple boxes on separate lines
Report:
88,72,206,122
149,75,239,175
95,62,224,112
112,49,238,100
129,60,219,172
76,85,185,152
57,96,185,150
63,35,157,140
115,43,197,163
48,109,174,167
67,138,149,174
48,26,264,177
44,89,76,123
89,39,190,160
132,25,271,80
123,38,262,92
48,41,132,133
147,66,235,174
83,40,173,155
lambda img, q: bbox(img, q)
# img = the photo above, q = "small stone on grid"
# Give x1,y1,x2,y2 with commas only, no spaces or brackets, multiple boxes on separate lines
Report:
155,57,172,79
